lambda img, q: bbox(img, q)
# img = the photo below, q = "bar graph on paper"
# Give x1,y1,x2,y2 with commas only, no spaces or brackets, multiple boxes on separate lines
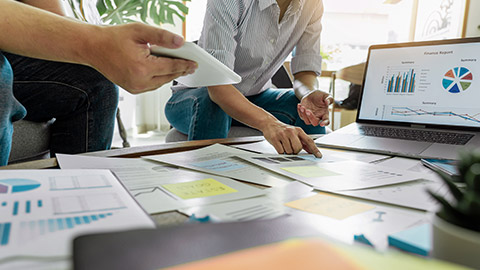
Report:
0,213,114,246
391,107,480,124
1,199,44,216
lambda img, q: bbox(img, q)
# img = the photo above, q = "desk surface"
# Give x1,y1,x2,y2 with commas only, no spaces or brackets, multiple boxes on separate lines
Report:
1,136,428,242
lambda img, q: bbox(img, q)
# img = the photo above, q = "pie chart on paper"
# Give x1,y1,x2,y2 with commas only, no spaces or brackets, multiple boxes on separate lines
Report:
0,179,41,194
442,67,473,93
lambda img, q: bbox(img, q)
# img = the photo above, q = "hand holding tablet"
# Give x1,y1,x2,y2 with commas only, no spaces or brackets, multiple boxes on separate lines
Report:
150,42,242,87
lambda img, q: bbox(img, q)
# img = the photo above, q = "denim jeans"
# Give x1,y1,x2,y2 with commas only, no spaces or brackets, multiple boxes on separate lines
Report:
0,53,27,166
2,53,119,163
165,87,325,140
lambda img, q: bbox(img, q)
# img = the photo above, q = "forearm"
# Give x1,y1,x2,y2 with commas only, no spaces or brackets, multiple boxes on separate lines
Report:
0,0,98,65
19,0,65,15
293,71,318,100
208,85,277,130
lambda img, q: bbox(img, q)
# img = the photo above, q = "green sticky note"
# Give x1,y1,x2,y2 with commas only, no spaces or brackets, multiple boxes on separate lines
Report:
162,178,238,200
281,166,341,178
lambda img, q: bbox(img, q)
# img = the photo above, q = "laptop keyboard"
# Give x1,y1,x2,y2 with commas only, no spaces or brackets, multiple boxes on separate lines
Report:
359,126,474,145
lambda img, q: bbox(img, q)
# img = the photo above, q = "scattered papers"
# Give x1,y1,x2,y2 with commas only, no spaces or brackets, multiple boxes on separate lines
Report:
353,210,424,251
143,144,293,187
239,154,425,191
181,181,314,222
162,178,238,200
338,179,447,211
234,140,390,163
285,193,375,220
57,154,264,214
0,169,154,267
376,157,436,175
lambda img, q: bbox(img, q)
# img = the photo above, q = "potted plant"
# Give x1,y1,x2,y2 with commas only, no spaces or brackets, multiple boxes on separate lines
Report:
428,150,480,269
65,0,190,26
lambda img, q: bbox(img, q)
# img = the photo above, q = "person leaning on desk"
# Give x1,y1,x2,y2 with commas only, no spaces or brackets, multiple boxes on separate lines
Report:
166,0,332,158
0,0,198,166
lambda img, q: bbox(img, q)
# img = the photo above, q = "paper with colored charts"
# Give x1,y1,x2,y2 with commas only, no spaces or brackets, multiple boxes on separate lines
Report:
57,154,265,214
180,181,315,222
142,144,294,187
237,154,428,191
233,139,390,164
0,169,154,269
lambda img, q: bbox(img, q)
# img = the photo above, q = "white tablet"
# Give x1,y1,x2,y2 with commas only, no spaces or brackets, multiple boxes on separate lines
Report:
150,42,242,87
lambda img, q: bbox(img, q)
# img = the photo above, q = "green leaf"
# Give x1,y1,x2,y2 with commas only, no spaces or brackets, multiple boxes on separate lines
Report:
164,0,188,14
140,0,150,23
104,0,115,10
96,0,107,16
434,168,464,202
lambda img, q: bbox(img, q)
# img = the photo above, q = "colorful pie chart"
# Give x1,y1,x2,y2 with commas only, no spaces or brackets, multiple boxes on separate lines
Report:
442,67,473,93
0,179,41,194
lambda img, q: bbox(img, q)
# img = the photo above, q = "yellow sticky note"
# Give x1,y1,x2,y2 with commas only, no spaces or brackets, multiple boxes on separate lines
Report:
285,193,375,220
162,178,237,200
281,166,341,178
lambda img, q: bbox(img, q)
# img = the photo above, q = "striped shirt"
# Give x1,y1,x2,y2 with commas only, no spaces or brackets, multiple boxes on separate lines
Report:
175,0,324,96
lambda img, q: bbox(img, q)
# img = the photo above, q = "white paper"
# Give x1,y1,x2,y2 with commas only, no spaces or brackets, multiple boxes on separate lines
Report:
143,144,293,187
376,156,436,175
284,201,425,247
57,155,265,214
180,181,314,222
338,179,448,211
238,153,428,191
0,169,154,267
234,140,390,163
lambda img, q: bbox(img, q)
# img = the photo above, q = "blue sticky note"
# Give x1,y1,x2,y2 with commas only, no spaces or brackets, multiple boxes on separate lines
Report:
388,223,431,256
354,234,374,247
192,159,245,172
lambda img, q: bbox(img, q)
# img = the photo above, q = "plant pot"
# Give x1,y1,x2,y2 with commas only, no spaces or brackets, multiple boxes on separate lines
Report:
432,214,480,269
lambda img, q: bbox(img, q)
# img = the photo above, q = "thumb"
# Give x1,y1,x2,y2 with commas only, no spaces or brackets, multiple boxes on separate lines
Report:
138,25,185,49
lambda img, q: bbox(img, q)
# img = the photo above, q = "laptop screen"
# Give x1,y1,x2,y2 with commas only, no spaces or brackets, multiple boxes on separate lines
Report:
358,38,480,129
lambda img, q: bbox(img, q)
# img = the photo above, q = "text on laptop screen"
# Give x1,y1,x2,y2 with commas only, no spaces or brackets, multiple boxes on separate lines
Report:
359,41,480,128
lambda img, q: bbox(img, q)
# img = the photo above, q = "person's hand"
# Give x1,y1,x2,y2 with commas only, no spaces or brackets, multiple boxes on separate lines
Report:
89,23,198,94
297,90,333,127
260,120,322,158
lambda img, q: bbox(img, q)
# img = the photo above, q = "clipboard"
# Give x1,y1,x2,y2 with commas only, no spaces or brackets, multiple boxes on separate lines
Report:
150,42,242,87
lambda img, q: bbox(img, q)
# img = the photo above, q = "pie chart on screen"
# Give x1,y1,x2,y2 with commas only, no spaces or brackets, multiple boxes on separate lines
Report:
442,67,473,93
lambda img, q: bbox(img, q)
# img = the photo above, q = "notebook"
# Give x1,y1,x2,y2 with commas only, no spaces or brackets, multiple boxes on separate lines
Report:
316,37,480,160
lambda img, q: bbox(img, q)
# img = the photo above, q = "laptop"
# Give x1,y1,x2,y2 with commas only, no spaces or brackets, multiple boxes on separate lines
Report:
315,37,480,160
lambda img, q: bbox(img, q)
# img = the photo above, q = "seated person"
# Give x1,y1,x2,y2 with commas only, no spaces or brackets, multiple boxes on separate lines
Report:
0,0,197,166
166,0,330,157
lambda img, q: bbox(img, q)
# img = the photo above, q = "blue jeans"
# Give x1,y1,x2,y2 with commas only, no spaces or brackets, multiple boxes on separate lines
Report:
1,53,119,165
165,87,325,140
0,53,27,166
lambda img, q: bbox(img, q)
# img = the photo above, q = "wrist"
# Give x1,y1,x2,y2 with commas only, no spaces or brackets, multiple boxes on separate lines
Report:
256,114,281,132
79,24,108,67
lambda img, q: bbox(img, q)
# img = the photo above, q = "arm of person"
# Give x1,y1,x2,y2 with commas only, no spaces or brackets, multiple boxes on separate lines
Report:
0,0,197,93
19,0,65,15
294,71,333,126
291,1,332,127
208,85,322,158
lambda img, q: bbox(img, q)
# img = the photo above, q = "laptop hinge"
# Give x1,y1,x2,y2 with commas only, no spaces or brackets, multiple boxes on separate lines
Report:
410,124,426,129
